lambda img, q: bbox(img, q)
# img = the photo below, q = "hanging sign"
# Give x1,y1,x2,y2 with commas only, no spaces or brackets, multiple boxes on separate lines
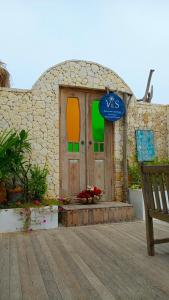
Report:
99,92,125,122
135,130,155,162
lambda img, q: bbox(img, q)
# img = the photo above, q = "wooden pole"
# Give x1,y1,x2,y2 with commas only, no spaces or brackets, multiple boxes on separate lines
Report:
123,93,132,202
104,88,132,203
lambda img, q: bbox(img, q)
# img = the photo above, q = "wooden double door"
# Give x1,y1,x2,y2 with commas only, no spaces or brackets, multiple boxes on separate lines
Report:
60,87,113,201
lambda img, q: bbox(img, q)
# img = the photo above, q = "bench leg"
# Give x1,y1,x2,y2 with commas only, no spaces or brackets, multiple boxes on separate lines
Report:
145,213,154,256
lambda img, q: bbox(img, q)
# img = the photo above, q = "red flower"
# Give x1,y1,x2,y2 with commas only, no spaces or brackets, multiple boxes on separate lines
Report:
77,186,102,199
34,200,40,206
58,206,65,212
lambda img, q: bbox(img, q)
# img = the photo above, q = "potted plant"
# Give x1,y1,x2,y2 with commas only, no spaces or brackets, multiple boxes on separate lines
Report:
77,186,103,204
0,129,59,232
128,158,169,220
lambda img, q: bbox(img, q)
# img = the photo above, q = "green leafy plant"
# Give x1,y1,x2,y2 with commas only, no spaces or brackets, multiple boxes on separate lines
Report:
0,129,50,207
145,157,169,165
29,165,48,200
0,129,31,185
0,130,18,182
128,157,169,189
128,162,141,189
7,130,31,189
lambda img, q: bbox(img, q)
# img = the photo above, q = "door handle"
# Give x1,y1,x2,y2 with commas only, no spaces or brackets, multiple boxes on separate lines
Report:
89,141,92,145
81,141,85,145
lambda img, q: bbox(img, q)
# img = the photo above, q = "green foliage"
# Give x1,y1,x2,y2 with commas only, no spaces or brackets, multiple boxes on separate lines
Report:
145,157,169,165
0,129,49,205
0,198,59,209
128,157,169,189
128,162,141,189
0,130,18,181
29,165,48,200
0,129,31,184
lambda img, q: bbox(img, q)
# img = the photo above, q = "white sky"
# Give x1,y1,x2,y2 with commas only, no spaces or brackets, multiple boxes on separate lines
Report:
1,0,169,104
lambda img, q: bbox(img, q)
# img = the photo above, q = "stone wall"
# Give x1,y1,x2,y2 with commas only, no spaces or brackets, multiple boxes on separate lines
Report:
0,60,132,200
128,101,168,163
0,60,168,201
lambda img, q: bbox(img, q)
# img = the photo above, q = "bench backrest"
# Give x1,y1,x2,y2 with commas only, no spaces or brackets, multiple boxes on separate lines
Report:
141,164,169,213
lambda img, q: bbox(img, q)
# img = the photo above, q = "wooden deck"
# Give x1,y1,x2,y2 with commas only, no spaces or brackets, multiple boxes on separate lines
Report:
1,221,169,300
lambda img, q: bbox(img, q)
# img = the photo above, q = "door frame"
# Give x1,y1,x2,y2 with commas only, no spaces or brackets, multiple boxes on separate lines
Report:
59,86,115,200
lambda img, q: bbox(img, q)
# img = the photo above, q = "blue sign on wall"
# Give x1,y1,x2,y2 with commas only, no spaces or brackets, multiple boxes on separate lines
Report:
135,130,155,162
99,92,125,122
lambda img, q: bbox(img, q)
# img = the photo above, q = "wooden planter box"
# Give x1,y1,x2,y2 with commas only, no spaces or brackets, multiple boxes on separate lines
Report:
61,202,134,226
0,205,58,233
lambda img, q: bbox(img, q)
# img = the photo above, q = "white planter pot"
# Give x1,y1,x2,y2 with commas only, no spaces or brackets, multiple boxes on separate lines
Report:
0,205,58,233
129,188,169,221
128,189,145,220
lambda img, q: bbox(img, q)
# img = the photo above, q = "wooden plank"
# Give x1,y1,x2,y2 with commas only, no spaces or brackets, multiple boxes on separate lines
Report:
104,119,114,201
61,204,134,226
18,234,49,300
83,209,89,225
45,231,92,300
96,224,169,296
9,235,22,300
149,210,169,222
108,207,115,222
52,231,102,300
71,228,143,298
154,238,169,244
67,210,73,226
142,165,169,174
78,209,83,226
16,234,37,300
93,208,102,224
60,88,86,198
2,222,169,298
147,174,155,210
159,175,168,213
164,173,169,208
0,234,10,300
36,232,74,300
88,208,93,225
30,233,62,300
152,174,161,211
56,231,116,300
72,210,80,226
86,91,113,202
94,160,104,191
126,206,134,220
68,160,80,195
103,208,109,223
122,93,130,202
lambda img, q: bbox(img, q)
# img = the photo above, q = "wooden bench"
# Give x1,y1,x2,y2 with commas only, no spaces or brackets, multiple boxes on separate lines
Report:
141,164,169,256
